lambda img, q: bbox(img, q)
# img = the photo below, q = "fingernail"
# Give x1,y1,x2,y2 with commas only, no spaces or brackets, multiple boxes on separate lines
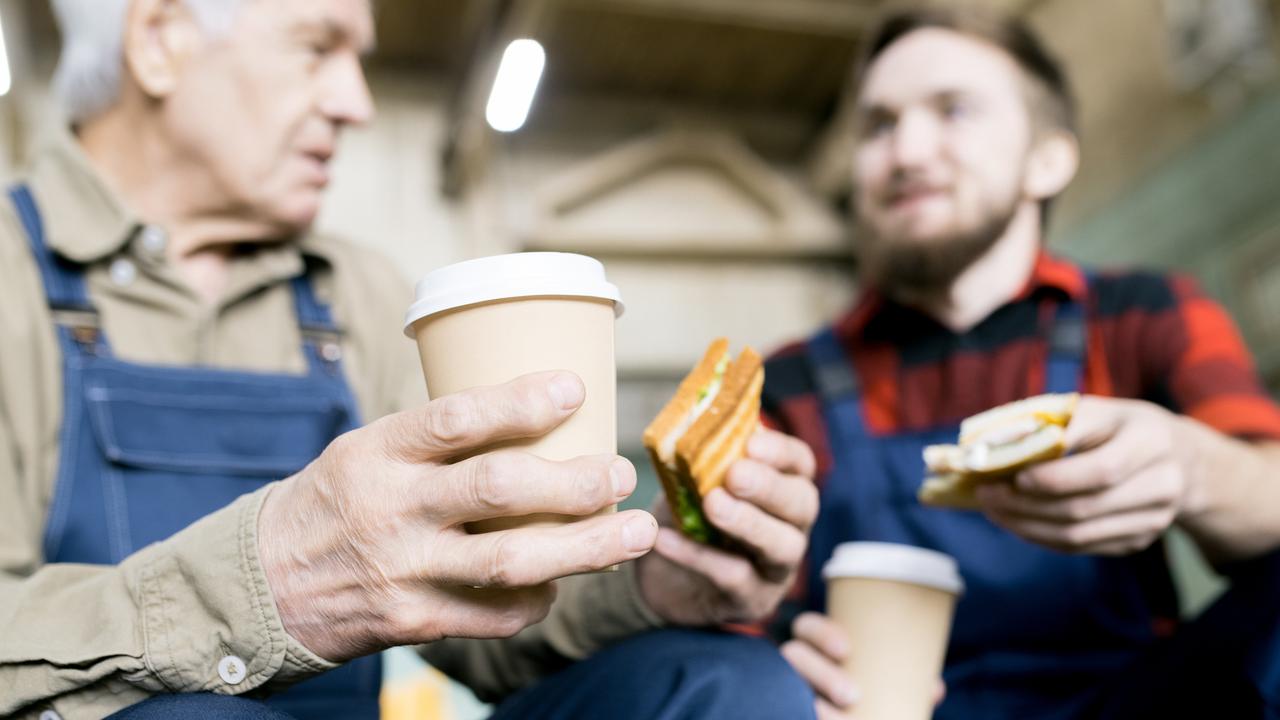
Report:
611,458,636,499
706,489,735,522
548,373,584,410
1017,470,1041,491
622,514,657,552
704,488,723,513
982,482,1011,501
829,635,849,658
834,681,860,707
729,468,757,496
711,486,732,509
654,527,682,554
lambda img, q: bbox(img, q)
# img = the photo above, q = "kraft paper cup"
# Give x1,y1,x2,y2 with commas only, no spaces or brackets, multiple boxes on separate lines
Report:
822,542,964,720
404,252,623,533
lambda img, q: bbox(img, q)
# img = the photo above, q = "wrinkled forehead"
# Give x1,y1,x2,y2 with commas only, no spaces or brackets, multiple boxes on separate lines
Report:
856,27,1026,112
239,0,376,53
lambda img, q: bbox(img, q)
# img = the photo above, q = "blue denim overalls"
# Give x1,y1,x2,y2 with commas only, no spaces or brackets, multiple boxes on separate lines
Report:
802,293,1175,718
11,185,381,719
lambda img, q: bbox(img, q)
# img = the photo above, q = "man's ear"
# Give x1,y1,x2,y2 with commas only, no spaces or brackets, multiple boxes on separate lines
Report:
1024,129,1079,201
122,0,205,98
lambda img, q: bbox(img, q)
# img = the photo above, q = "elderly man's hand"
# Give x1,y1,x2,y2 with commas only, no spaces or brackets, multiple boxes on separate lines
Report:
636,427,818,626
258,371,658,662
976,395,1190,556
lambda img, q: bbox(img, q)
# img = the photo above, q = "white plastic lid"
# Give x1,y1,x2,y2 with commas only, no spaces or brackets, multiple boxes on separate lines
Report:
822,542,964,595
403,252,624,337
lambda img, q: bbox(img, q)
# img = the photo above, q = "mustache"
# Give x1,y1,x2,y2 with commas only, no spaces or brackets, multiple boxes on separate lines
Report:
879,171,950,203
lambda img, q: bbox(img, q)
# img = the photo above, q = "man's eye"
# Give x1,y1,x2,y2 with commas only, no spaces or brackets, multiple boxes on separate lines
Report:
864,116,895,138
941,99,969,120
300,39,332,59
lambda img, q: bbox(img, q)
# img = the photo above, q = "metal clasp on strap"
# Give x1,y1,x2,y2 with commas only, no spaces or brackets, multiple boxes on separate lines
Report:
50,303,103,352
1048,312,1087,358
300,324,346,371
814,360,860,401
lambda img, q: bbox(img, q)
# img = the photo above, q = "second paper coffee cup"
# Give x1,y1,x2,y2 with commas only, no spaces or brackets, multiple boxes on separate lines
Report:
823,542,963,720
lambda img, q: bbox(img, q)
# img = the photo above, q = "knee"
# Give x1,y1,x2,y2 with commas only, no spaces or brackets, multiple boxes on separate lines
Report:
107,694,295,720
637,630,816,719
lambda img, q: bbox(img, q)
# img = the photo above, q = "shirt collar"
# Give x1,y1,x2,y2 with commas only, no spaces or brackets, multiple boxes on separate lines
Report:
1018,251,1087,302
837,250,1087,339
24,127,338,276
26,129,139,264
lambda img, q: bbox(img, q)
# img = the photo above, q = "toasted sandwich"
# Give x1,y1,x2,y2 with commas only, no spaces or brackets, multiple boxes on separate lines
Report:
919,393,1079,509
643,339,764,544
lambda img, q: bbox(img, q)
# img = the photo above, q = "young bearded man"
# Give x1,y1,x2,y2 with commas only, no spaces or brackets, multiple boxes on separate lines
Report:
767,7,1280,719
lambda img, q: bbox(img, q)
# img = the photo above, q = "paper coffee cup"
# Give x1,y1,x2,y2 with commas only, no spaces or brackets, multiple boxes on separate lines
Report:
822,542,963,720
403,253,623,533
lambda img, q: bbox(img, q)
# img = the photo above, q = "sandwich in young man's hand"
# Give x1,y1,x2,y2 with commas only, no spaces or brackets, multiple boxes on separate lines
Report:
643,338,764,545
919,393,1079,509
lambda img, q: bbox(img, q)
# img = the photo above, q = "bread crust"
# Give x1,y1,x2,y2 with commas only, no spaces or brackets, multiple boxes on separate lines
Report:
643,341,764,543
918,474,984,510
641,338,730,453
676,347,763,495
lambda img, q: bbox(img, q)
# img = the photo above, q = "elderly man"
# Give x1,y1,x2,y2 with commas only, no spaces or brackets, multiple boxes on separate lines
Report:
766,7,1280,720
0,1,818,718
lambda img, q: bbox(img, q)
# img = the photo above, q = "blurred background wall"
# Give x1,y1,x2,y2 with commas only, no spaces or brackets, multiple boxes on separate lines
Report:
2,0,1279,715
6,0,1279,443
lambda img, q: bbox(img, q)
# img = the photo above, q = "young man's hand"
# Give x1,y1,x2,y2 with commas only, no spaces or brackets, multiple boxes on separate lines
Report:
976,396,1189,556
636,427,818,626
781,612,946,719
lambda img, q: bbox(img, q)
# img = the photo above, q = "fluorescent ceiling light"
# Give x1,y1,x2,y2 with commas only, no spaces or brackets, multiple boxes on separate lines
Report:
485,39,545,133
0,9,10,97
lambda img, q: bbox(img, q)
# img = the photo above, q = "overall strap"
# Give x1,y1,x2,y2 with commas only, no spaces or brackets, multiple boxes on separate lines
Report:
289,265,348,378
805,326,868,438
1044,287,1088,395
9,184,109,354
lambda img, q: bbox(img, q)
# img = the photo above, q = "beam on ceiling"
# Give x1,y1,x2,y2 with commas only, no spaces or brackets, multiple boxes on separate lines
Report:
441,0,552,198
562,0,875,38
441,0,508,198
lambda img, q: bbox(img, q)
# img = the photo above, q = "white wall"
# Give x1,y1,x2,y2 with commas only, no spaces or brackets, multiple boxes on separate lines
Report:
316,75,466,286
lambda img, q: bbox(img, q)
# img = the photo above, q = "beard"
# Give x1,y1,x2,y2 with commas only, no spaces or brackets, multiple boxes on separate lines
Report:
855,194,1020,296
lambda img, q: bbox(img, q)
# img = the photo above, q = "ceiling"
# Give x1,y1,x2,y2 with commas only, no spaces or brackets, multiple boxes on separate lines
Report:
16,0,1042,183
371,0,1046,113
538,3,859,117
371,0,873,122
20,0,1046,126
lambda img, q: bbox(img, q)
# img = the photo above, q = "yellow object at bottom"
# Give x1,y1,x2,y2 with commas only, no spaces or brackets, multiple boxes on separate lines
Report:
380,665,451,720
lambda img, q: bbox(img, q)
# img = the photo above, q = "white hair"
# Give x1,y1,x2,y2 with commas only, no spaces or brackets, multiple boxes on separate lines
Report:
50,0,243,124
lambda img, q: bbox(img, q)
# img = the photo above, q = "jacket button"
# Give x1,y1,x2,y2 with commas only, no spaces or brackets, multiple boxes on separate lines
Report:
139,225,168,255
109,258,137,287
218,654,248,685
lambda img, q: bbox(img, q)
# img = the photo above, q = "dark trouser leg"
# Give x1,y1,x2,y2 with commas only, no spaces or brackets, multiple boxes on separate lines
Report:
106,694,297,720
1096,548,1280,719
490,629,816,720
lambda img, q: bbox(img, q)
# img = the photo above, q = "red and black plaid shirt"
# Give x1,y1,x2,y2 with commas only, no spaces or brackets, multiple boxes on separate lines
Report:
743,253,1280,640
762,252,1280,481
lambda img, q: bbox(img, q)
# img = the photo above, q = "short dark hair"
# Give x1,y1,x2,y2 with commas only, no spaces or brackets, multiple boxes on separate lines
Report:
857,5,1077,135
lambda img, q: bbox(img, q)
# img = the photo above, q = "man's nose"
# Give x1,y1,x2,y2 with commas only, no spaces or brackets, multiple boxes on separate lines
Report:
320,53,376,127
890,109,942,169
